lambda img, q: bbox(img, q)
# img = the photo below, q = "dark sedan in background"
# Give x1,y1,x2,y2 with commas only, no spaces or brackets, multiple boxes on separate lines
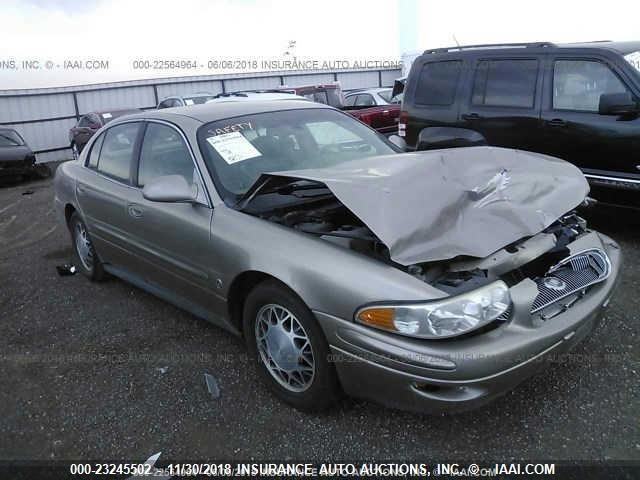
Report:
0,128,36,179
69,109,141,158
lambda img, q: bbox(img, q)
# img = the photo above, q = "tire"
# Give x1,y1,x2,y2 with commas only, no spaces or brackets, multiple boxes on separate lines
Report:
69,212,105,281
243,280,341,412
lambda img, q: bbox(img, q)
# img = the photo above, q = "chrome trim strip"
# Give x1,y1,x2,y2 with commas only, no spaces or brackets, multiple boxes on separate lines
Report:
584,173,640,185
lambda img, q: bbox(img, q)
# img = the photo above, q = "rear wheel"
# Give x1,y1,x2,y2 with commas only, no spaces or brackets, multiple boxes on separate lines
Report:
69,213,105,281
243,280,341,412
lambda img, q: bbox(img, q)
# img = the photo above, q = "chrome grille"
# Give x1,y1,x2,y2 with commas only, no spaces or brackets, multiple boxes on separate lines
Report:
531,249,611,314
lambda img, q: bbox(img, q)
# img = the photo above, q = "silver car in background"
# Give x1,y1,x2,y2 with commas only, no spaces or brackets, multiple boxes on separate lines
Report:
54,100,621,413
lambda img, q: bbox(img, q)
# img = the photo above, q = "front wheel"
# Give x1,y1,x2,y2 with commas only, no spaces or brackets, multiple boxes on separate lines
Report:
243,280,341,412
69,213,105,281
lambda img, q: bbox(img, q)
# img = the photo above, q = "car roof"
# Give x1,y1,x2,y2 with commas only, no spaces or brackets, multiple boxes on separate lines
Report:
345,88,391,96
93,108,142,116
421,40,640,56
118,99,329,124
557,40,640,55
208,92,308,102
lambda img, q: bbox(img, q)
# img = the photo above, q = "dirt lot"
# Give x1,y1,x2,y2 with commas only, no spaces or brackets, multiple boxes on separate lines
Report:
0,169,638,463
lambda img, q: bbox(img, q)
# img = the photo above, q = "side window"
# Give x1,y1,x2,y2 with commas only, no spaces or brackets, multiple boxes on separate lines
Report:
472,59,538,108
172,99,184,107
78,116,91,127
87,132,105,169
158,100,170,109
553,60,629,112
344,95,357,107
415,60,462,106
97,123,141,182
355,94,375,106
138,123,197,189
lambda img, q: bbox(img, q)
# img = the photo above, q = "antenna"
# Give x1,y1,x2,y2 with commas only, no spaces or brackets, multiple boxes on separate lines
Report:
452,34,460,47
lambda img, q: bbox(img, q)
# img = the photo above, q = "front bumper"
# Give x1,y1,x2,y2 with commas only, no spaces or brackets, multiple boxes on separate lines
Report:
316,232,621,413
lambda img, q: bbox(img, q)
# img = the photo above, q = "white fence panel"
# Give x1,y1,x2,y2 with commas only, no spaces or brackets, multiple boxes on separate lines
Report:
0,94,75,123
156,80,224,99
76,86,156,113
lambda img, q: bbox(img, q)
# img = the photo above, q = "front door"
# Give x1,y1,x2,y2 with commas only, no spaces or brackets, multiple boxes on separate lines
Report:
123,121,219,317
540,56,640,177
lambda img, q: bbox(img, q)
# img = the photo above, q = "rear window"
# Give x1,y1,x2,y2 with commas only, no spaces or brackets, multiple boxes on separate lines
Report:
625,51,640,73
184,96,215,105
96,123,141,182
414,61,462,106
472,59,538,108
0,129,24,146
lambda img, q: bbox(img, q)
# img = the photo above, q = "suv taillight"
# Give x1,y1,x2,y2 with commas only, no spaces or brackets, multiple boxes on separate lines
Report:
398,111,408,137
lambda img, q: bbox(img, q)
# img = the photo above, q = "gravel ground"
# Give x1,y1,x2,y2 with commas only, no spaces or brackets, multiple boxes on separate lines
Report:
0,169,638,463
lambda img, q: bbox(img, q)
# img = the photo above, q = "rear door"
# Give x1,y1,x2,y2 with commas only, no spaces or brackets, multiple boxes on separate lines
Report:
123,121,217,314
75,121,145,267
540,55,640,177
458,56,544,152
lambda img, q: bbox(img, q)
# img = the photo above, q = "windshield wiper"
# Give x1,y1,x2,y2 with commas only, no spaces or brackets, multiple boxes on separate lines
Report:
234,177,329,211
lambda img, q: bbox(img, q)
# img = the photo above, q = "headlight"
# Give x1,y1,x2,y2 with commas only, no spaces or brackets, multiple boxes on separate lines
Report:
355,281,511,339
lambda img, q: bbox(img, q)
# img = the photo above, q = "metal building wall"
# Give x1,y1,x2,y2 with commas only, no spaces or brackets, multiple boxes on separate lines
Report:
0,67,401,163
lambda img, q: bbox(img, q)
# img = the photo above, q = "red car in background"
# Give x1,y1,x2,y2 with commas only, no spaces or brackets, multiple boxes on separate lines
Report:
343,88,401,136
69,109,141,158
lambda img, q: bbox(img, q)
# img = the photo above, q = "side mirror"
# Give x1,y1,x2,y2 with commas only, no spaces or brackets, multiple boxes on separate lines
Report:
416,127,487,151
391,78,406,99
142,175,198,203
387,134,407,151
599,92,638,116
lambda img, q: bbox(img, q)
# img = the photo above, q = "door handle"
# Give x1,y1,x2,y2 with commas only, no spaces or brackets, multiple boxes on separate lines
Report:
462,113,482,121
76,184,86,195
547,118,567,127
127,204,144,218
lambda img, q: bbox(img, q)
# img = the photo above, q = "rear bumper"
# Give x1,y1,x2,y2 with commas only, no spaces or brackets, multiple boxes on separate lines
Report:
316,232,621,413
0,157,35,176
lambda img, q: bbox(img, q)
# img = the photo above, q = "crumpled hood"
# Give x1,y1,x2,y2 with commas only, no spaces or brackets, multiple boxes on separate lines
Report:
266,146,590,265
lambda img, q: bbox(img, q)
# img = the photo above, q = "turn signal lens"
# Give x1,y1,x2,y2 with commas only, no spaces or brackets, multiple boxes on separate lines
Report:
357,308,395,330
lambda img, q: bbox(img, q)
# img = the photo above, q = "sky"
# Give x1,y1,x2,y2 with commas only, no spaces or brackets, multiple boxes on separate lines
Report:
0,0,638,90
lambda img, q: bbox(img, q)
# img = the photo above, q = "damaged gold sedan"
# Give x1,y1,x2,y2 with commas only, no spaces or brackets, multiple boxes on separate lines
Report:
54,101,621,412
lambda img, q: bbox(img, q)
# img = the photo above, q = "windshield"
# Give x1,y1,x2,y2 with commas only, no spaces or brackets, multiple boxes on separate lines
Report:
198,108,396,202
0,129,24,146
625,51,640,73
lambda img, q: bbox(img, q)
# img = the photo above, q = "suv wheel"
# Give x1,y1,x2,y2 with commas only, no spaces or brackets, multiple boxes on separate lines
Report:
69,213,105,281
243,280,340,412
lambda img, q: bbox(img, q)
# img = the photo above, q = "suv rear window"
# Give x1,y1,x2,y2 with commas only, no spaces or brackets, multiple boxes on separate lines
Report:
414,61,462,106
472,59,538,108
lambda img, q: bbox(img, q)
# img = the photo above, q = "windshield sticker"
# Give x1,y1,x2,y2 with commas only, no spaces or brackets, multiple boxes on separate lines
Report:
184,99,194,105
102,113,112,119
207,121,253,137
206,131,261,164
625,51,640,72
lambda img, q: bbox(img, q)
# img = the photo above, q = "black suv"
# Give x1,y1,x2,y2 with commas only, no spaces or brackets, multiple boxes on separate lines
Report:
399,41,640,190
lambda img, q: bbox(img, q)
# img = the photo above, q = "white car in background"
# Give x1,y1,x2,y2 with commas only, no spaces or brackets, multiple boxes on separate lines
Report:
344,88,401,107
157,93,216,109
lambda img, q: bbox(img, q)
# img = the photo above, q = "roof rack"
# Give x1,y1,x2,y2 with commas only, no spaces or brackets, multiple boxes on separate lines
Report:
423,42,556,54
214,92,249,98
